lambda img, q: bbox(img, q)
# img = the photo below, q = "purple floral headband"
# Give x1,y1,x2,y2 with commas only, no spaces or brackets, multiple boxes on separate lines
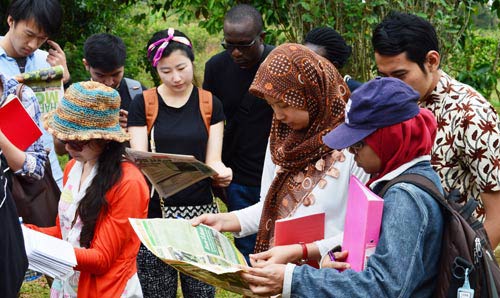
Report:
147,28,192,67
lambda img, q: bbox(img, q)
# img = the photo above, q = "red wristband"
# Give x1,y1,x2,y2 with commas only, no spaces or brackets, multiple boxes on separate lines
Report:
298,242,308,264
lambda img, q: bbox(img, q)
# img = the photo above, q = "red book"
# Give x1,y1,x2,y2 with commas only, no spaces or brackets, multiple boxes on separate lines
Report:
0,95,43,151
274,213,325,268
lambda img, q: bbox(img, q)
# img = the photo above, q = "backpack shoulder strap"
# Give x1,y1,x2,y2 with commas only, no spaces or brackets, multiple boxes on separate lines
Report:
143,88,158,135
124,78,142,100
198,87,213,136
377,173,452,212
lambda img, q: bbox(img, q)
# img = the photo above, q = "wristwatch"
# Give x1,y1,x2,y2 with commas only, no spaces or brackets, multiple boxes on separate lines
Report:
298,242,308,265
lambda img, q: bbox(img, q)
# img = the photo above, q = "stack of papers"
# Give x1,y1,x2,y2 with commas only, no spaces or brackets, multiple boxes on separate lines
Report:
22,226,77,279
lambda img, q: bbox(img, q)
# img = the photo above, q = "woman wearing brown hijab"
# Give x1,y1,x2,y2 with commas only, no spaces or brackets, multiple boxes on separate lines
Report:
192,43,367,266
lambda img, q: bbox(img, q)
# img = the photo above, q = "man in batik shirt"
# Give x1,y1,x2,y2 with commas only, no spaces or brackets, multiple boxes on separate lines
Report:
372,12,500,248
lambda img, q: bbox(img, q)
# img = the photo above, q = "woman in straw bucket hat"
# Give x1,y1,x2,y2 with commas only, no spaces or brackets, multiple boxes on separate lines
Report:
25,81,149,298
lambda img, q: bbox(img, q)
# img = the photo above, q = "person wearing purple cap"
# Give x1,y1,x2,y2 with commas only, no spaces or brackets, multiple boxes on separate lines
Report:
372,12,500,250
239,77,445,298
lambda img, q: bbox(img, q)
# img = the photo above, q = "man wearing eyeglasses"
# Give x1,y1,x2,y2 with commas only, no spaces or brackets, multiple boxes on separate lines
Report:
203,4,275,263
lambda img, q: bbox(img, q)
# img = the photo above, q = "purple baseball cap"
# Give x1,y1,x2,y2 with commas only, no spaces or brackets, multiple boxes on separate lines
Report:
323,77,421,150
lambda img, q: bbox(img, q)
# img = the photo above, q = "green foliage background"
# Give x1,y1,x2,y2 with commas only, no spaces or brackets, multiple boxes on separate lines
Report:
2,0,500,100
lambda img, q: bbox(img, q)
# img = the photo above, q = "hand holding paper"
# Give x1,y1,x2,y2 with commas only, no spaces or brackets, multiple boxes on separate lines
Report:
249,244,303,267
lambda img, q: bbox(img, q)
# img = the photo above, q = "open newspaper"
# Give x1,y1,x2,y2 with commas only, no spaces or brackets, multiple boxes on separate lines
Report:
15,65,64,114
125,148,217,198
129,218,259,297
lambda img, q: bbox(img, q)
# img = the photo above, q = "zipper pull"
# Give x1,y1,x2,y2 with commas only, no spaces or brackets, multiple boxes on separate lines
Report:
473,237,482,264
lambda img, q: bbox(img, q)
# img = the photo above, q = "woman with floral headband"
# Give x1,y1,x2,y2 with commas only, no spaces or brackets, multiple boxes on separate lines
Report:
127,28,232,298
193,44,367,269
25,81,150,297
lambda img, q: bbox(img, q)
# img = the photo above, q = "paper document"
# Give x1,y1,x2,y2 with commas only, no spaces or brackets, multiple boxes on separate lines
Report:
15,65,64,114
125,148,217,198
22,226,76,279
129,218,258,297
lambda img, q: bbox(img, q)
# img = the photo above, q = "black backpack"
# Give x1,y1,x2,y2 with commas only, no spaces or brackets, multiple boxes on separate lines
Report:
378,174,500,298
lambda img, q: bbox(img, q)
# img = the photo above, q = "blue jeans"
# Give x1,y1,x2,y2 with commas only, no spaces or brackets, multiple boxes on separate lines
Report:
226,182,261,264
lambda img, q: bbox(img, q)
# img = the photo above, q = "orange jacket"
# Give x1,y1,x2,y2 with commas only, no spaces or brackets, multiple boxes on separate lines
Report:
28,160,149,297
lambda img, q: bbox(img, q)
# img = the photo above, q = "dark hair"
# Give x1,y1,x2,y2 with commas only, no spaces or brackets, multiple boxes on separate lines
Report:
83,33,127,72
224,4,264,35
372,11,439,73
78,141,125,248
147,29,194,63
304,27,352,69
8,0,62,37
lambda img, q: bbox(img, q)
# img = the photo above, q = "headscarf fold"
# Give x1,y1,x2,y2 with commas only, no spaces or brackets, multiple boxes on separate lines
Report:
249,43,350,253
365,108,437,186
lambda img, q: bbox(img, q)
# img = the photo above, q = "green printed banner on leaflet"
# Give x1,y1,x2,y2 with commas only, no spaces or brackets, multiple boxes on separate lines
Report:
197,225,219,255
15,65,64,115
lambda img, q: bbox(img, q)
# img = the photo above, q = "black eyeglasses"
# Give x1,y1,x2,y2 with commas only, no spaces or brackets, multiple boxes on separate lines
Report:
221,36,258,51
59,139,90,152
348,141,365,155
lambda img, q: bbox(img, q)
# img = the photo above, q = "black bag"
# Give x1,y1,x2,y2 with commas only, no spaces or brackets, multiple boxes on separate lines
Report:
378,174,500,298
0,155,28,298
10,158,61,227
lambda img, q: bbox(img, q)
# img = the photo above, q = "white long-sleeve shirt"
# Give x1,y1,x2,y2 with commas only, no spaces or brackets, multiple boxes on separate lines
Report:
233,144,368,256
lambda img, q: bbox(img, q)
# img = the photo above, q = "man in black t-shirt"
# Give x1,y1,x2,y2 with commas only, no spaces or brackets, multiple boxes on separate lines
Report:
203,4,274,262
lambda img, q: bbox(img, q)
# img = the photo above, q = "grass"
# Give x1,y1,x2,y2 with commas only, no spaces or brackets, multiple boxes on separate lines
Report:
20,277,241,298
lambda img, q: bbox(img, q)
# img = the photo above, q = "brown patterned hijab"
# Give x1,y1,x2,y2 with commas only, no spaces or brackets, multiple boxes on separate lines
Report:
249,43,350,253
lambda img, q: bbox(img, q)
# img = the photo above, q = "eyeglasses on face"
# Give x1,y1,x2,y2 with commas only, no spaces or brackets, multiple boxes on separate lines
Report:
221,36,258,51
348,141,365,155
59,139,90,152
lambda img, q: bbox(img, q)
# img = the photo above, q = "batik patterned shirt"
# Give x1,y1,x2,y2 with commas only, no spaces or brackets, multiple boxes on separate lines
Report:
420,71,500,215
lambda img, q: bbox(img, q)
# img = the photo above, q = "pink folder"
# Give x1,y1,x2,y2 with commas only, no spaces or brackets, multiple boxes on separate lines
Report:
342,175,384,271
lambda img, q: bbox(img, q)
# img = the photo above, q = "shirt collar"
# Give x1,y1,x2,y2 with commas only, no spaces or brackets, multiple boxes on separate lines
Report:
369,155,431,189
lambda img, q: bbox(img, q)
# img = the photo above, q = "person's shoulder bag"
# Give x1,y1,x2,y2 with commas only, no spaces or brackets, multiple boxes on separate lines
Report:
9,83,60,227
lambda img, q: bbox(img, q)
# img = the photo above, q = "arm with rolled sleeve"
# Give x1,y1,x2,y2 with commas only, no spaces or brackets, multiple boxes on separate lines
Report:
1,78,47,179
283,183,443,298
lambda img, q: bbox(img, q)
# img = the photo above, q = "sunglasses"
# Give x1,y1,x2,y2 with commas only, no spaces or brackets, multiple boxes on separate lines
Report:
221,36,258,51
59,139,90,152
348,141,365,155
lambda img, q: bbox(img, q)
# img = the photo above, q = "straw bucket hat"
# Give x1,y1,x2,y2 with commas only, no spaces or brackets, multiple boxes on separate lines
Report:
43,81,129,142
